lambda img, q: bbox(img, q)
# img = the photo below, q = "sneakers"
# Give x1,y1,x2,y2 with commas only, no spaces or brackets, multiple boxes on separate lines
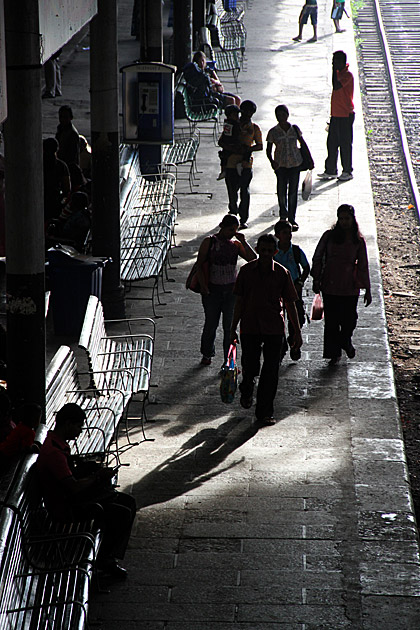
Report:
342,342,356,358
318,171,337,180
240,393,253,409
217,171,226,181
239,223,248,229
293,36,302,41
256,416,276,426
291,222,299,232
338,172,353,181
200,356,212,366
290,347,301,361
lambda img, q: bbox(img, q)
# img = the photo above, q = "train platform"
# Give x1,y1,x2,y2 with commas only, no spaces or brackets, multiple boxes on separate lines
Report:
42,0,420,627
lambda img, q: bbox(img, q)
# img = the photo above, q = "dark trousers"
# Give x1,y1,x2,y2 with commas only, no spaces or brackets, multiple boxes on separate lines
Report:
69,490,137,561
322,294,358,359
325,113,355,175
201,284,235,361
275,166,300,222
225,167,253,224
239,333,283,420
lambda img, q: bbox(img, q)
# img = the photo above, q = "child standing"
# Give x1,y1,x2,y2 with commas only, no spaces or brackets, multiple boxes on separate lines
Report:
331,0,346,33
274,220,310,360
293,0,318,42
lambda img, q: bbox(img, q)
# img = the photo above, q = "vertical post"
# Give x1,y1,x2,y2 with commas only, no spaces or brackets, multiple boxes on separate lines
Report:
173,0,192,71
3,1,45,410
193,0,206,49
90,0,125,318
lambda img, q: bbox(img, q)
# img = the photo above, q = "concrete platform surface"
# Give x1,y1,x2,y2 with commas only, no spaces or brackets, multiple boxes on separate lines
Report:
43,0,420,627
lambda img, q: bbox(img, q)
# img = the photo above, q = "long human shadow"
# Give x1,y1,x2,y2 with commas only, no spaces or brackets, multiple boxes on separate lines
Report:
132,415,259,508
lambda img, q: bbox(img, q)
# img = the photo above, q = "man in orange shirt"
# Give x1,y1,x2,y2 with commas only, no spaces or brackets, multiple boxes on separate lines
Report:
319,50,355,181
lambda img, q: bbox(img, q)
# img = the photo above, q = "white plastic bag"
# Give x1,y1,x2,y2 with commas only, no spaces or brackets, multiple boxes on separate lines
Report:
302,170,313,201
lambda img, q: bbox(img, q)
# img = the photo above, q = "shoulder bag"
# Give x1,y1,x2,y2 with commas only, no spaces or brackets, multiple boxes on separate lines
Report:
186,236,214,293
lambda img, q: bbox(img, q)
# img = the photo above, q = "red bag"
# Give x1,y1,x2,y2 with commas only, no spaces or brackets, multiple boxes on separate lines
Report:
310,293,324,320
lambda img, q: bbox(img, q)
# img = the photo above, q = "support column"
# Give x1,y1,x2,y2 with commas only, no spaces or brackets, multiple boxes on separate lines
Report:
140,0,163,62
90,0,125,318
4,2,45,410
193,0,206,49
173,0,193,72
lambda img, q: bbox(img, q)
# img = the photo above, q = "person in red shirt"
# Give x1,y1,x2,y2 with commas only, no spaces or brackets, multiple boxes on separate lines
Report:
37,403,136,580
319,50,355,181
230,234,302,425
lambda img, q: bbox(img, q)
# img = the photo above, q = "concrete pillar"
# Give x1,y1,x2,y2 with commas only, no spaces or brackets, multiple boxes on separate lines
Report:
3,1,45,409
90,0,125,318
173,0,192,72
193,0,206,49
139,0,163,62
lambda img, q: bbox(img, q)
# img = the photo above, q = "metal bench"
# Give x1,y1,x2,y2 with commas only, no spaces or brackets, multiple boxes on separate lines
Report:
79,295,155,441
199,27,241,89
207,11,247,62
175,76,222,142
0,455,101,630
162,129,201,191
46,345,126,460
214,0,245,22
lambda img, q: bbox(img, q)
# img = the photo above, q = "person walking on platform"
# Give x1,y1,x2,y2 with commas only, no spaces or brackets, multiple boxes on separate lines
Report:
293,0,318,42
266,104,309,231
218,100,263,229
319,50,354,181
56,105,80,167
196,214,256,367
230,234,302,425
311,204,371,365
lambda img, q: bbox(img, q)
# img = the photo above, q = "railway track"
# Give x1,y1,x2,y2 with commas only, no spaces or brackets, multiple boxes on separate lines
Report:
354,0,420,213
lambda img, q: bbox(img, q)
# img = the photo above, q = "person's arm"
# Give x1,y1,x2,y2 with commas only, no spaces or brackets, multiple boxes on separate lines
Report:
266,141,278,170
249,125,263,153
196,236,212,295
235,232,257,261
61,467,115,497
357,238,372,306
285,301,303,349
230,295,243,344
311,231,329,293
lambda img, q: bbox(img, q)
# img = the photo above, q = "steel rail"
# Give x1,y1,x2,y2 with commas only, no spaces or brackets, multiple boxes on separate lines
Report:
372,0,420,216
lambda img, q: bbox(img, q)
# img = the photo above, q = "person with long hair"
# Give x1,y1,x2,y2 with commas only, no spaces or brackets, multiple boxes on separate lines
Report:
311,204,371,365
196,214,256,367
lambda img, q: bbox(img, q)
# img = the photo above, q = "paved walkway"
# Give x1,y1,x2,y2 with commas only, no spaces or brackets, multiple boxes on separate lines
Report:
43,0,420,627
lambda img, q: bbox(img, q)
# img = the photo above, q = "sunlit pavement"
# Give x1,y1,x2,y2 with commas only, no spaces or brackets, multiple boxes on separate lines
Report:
43,0,420,627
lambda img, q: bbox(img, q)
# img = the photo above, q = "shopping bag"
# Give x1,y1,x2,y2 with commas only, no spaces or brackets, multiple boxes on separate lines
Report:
301,170,312,201
220,343,238,404
310,293,324,320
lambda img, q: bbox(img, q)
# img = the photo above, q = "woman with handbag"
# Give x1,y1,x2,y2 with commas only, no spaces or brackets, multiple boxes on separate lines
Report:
196,214,256,367
311,204,372,365
266,104,313,232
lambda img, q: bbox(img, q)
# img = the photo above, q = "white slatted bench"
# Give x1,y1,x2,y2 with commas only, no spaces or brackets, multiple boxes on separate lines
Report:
46,345,126,460
199,27,241,89
162,130,200,191
0,455,101,630
79,296,155,441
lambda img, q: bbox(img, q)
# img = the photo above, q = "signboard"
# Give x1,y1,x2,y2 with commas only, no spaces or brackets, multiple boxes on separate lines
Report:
38,0,97,63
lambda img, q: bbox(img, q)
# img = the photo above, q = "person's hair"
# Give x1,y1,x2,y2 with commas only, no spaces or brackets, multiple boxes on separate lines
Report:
12,402,42,428
275,104,289,121
274,219,292,236
219,214,239,228
240,100,257,115
225,104,240,118
55,403,86,426
193,51,205,64
331,204,362,244
59,104,73,118
43,137,59,155
257,234,277,249
333,50,347,65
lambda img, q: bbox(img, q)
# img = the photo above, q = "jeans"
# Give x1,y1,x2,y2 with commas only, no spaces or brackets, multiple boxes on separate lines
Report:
322,294,358,359
201,284,235,360
239,333,284,420
325,113,355,175
275,166,301,223
225,167,253,224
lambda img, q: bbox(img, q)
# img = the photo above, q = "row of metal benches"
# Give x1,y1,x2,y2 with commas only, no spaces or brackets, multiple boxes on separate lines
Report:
0,293,156,629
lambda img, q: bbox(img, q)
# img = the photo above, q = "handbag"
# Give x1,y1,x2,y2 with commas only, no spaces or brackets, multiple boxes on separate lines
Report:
293,125,315,171
220,343,238,404
301,170,312,201
186,236,214,293
310,293,324,321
